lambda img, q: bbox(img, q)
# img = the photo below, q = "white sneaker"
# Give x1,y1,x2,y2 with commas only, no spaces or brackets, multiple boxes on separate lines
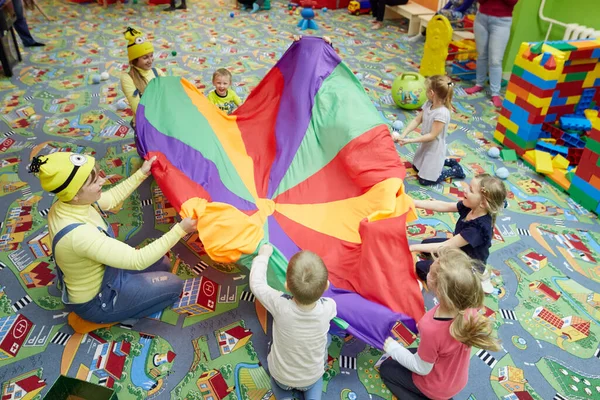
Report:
480,270,494,294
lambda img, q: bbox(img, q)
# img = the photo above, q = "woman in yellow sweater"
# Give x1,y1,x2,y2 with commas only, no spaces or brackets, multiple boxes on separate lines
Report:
120,27,165,128
28,152,197,324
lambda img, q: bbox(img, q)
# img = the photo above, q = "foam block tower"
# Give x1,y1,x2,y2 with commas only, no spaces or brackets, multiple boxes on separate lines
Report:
494,38,600,214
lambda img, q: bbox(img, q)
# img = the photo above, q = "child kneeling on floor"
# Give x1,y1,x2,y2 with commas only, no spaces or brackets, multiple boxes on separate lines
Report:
380,248,500,400
410,173,507,293
250,244,336,400
395,75,465,186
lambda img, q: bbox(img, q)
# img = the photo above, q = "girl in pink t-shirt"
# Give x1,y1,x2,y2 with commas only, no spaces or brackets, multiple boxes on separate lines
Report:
379,248,500,400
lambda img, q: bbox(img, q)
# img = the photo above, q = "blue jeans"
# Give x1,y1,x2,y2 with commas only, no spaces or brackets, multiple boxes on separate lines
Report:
13,0,37,46
270,377,323,400
69,257,183,324
473,12,513,96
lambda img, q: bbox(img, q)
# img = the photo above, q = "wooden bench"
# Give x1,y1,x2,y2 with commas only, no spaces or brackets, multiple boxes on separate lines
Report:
419,14,475,41
384,2,435,35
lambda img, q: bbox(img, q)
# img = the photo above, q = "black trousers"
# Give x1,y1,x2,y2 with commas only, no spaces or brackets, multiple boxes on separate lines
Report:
414,238,448,281
379,353,431,399
370,0,408,22
237,0,264,6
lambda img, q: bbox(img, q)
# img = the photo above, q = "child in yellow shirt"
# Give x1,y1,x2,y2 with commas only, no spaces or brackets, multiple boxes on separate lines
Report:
120,27,165,127
207,68,242,114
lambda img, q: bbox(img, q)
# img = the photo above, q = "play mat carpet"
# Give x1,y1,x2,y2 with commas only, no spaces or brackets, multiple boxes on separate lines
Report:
1,1,600,399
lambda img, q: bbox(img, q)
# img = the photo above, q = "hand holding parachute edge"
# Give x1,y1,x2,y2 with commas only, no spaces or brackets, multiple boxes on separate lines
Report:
258,243,274,258
140,156,157,175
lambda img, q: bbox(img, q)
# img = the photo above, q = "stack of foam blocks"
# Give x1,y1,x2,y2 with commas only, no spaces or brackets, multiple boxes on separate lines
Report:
493,38,600,214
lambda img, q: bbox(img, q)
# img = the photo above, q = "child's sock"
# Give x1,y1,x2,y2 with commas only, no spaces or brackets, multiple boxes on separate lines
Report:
251,2,260,13
464,85,483,95
491,95,503,108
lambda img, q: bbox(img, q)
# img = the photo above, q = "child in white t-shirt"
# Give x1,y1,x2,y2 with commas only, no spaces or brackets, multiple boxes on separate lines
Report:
250,244,336,400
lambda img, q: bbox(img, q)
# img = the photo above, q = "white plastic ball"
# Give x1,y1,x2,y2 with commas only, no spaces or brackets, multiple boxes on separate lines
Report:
496,167,509,179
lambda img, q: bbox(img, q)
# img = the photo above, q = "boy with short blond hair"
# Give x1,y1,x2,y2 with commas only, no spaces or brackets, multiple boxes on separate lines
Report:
250,244,336,400
207,68,242,114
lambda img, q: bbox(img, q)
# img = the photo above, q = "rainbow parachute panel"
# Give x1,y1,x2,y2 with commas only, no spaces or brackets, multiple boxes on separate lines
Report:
136,37,424,348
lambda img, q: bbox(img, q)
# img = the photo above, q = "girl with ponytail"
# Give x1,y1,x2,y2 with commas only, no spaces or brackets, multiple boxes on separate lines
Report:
395,75,465,186
379,248,500,400
410,173,507,294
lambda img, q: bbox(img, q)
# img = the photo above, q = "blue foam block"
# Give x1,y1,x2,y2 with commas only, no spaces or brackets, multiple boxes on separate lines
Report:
571,176,600,202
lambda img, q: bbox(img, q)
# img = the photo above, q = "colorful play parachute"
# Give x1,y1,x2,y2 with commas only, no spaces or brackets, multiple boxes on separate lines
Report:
136,37,424,348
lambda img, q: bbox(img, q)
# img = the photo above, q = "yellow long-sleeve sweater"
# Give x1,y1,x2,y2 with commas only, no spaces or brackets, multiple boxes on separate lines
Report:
48,169,185,304
120,66,165,117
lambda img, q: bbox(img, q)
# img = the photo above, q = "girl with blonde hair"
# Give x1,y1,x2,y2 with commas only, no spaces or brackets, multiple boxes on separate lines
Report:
380,248,500,399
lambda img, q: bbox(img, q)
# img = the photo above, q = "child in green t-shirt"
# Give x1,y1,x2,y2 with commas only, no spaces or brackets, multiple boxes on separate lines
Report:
207,68,242,114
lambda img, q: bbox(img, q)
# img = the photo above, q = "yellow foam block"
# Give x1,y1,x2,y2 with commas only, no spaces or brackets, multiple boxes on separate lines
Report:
524,150,536,164
552,154,569,169
506,91,517,104
548,168,570,191
585,109,600,130
583,64,600,87
540,138,557,144
498,115,519,135
493,130,505,143
527,92,552,108
535,150,554,175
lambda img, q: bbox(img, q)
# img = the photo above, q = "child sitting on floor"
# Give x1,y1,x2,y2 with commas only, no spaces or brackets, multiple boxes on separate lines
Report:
250,244,336,400
410,173,507,293
207,68,242,114
379,248,500,399
395,75,465,186
120,27,165,128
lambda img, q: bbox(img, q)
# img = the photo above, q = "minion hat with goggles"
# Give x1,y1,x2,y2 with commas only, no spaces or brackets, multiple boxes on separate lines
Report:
124,27,154,62
28,153,96,202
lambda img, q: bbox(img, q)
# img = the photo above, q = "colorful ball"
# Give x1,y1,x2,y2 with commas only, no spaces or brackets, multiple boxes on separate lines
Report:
100,72,110,81
391,72,427,110
230,11,235,17
322,7,328,11
91,74,101,84
171,50,177,56
356,72,364,80
210,37,217,44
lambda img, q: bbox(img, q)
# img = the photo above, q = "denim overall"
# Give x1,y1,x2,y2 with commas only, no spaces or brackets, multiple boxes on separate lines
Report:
51,204,183,324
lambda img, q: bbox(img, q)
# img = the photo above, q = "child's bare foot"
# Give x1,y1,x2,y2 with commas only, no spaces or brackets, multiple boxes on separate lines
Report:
372,22,383,30
293,35,302,41
323,36,332,44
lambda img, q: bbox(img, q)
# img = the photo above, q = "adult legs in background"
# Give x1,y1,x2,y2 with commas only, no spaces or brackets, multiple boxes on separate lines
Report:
250,0,264,13
13,0,44,47
465,12,489,95
379,355,430,399
487,16,513,97
372,0,408,28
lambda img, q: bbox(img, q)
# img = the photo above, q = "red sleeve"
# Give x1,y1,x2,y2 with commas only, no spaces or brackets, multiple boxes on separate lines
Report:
416,320,440,364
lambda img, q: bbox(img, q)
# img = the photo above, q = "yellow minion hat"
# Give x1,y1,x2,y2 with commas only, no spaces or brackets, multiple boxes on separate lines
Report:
29,153,96,202
124,27,154,62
